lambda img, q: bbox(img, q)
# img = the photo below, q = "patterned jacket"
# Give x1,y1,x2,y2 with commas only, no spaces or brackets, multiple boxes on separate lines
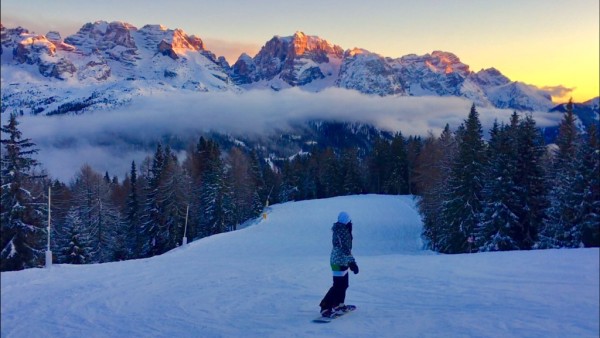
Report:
330,222,355,270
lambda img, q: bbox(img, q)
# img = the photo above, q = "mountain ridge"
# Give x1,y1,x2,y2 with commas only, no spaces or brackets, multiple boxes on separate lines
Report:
1,20,596,118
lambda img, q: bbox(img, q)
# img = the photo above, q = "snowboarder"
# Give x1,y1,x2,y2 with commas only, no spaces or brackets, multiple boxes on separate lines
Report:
318,211,359,318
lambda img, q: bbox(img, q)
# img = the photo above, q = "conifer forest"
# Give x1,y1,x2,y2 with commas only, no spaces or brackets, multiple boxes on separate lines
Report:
1,101,598,271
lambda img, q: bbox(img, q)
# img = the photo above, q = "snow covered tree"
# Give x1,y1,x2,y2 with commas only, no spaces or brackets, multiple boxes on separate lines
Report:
578,123,600,247
157,146,190,249
70,164,121,263
406,135,422,195
1,114,46,271
248,149,271,211
367,137,392,194
440,104,487,253
141,144,165,256
141,143,171,256
476,121,519,251
316,147,342,198
226,147,262,230
415,125,456,251
198,140,229,237
385,133,409,194
341,147,364,195
539,100,582,248
56,207,92,264
512,113,547,249
124,161,143,258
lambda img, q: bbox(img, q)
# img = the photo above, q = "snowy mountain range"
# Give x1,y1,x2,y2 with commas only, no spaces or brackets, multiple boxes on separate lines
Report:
2,195,599,337
1,20,577,116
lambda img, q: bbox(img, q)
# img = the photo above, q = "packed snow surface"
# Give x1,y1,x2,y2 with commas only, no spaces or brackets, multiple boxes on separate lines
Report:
1,195,598,337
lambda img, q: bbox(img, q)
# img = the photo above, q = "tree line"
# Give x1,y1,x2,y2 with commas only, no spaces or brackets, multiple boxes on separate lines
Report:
1,101,599,270
416,101,599,253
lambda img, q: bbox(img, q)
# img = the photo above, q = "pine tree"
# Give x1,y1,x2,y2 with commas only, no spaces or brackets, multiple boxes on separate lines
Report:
158,146,190,249
440,104,487,253
125,161,142,258
406,135,422,195
367,137,392,194
278,160,298,202
385,133,409,194
248,150,269,214
317,147,342,198
578,123,600,246
141,143,166,256
56,207,92,264
70,164,120,262
49,179,72,258
476,121,519,251
415,124,456,251
198,139,229,237
513,113,547,249
539,100,581,248
183,137,207,241
227,147,261,229
1,114,47,271
341,147,363,195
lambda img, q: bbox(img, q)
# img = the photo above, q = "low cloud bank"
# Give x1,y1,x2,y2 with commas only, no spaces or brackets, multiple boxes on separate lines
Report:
16,88,562,181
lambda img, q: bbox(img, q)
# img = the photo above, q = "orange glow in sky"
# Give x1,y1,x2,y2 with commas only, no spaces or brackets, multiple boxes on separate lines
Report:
1,0,598,102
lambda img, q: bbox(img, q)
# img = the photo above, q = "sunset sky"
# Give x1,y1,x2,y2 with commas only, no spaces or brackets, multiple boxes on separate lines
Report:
2,0,598,102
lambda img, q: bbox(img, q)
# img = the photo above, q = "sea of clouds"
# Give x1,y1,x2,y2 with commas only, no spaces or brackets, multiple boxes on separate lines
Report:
11,88,562,182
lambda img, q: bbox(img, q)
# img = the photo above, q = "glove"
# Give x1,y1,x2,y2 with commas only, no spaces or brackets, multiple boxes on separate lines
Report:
349,261,359,274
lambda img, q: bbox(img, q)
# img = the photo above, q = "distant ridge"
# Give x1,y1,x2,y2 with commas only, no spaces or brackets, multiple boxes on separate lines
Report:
0,21,595,117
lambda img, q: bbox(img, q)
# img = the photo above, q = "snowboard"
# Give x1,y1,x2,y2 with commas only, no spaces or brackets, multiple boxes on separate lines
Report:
312,305,356,323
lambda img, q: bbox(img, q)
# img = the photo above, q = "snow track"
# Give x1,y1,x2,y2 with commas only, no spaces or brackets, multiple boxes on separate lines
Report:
2,195,598,337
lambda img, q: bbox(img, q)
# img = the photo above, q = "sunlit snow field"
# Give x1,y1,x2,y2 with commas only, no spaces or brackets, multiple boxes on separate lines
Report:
1,195,598,337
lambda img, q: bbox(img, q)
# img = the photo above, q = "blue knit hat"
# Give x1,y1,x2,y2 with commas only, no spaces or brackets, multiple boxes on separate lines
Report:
337,211,351,225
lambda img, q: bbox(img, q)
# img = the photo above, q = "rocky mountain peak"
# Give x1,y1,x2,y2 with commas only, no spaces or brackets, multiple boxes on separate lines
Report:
231,32,345,86
45,31,62,42
472,67,511,87
139,24,204,60
1,22,561,115
14,34,56,64
345,48,370,57
427,51,470,75
289,31,343,58
64,20,137,54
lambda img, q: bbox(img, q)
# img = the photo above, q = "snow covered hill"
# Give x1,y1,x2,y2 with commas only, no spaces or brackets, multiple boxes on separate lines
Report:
1,195,598,337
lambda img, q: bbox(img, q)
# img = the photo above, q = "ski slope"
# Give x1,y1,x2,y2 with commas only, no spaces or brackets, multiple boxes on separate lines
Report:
1,195,599,337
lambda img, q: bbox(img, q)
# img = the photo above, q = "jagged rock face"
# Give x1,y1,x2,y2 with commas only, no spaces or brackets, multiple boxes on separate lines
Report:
393,51,470,96
231,53,256,84
64,21,138,66
157,29,204,60
65,21,137,53
289,31,343,61
471,68,511,87
485,82,553,112
1,21,237,115
140,25,205,60
4,26,77,80
46,31,76,52
233,31,344,86
1,25,30,55
80,58,111,81
1,22,558,115
14,35,56,64
337,48,404,96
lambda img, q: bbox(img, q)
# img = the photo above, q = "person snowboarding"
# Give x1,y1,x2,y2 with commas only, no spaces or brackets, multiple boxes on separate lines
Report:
318,211,359,319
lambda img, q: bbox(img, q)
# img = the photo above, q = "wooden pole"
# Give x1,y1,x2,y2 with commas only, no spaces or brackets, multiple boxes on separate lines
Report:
182,205,189,245
45,186,52,268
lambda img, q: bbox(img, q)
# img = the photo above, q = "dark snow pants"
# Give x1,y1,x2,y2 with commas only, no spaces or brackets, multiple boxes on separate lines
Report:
319,272,349,310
